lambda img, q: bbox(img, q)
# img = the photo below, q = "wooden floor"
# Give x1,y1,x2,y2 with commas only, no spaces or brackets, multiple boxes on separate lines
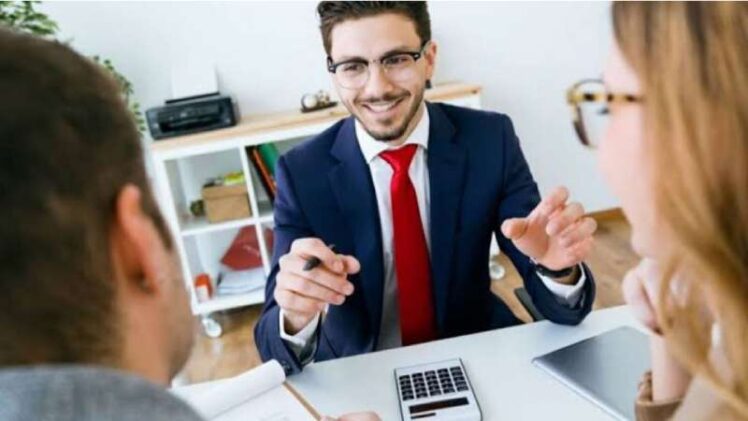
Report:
178,212,639,385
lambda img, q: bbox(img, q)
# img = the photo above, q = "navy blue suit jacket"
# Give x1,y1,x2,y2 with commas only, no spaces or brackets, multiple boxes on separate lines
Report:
255,103,595,375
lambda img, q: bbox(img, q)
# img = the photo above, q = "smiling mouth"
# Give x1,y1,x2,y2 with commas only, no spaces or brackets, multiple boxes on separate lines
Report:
360,96,406,114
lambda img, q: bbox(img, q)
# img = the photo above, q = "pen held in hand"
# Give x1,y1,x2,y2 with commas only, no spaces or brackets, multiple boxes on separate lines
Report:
303,244,336,318
302,244,335,271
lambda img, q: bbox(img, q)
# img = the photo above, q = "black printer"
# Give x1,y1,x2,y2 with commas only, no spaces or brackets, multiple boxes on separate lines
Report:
146,93,237,140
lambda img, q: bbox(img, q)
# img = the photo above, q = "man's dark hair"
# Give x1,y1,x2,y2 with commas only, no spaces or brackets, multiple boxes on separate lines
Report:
0,28,171,366
317,1,431,56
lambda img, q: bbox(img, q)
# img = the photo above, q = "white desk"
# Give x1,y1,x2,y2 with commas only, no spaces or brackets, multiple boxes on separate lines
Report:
177,306,646,420
287,306,644,420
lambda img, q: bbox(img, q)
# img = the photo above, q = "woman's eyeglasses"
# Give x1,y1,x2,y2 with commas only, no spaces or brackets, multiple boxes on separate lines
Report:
566,79,643,148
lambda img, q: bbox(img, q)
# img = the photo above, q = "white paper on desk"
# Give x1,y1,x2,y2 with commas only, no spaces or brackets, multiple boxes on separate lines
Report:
173,360,316,421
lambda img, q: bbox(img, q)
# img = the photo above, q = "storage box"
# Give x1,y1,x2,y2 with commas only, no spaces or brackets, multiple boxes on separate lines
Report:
201,183,251,223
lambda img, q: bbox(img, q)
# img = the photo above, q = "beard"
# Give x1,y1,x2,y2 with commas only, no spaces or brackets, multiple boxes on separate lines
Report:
354,85,425,142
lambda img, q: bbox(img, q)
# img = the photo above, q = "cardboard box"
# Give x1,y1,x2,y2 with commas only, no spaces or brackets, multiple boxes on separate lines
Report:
201,183,251,223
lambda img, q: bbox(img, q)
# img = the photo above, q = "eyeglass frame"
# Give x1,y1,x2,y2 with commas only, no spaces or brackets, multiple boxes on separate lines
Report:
326,41,430,89
566,78,643,147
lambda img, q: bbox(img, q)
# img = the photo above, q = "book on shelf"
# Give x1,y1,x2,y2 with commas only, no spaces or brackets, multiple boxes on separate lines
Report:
172,360,319,421
246,146,277,203
256,143,280,177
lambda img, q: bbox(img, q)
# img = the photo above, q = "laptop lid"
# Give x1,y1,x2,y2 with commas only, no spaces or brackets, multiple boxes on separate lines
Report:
533,326,650,420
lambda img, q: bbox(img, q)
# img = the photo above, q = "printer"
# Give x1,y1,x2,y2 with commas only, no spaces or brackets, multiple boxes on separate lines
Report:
146,93,238,140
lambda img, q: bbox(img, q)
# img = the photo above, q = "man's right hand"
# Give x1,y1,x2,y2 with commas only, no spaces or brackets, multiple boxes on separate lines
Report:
275,238,360,334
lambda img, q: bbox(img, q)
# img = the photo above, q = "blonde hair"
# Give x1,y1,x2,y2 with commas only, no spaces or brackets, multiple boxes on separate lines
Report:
613,2,748,417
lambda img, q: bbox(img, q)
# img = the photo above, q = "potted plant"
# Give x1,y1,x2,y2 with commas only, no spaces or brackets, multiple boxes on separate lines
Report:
0,0,145,132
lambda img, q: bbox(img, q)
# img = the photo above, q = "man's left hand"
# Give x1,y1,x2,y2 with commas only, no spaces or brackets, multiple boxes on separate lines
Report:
501,186,597,279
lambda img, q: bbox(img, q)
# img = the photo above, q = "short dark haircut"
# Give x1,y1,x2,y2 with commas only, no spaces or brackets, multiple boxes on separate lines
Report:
0,28,171,366
317,1,431,56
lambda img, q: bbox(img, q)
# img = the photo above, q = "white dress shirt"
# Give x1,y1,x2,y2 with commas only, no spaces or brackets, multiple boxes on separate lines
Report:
280,105,586,363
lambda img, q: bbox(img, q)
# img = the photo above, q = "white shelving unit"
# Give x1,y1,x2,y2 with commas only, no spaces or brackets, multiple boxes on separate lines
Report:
148,82,482,336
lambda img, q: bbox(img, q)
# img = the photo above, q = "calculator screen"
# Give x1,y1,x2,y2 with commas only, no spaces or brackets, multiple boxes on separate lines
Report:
409,397,469,414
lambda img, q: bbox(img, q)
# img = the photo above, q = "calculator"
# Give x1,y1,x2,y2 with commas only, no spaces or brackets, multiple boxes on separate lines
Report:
395,358,482,421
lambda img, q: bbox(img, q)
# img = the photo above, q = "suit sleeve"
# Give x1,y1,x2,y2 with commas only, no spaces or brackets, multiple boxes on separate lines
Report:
492,115,595,325
254,155,314,375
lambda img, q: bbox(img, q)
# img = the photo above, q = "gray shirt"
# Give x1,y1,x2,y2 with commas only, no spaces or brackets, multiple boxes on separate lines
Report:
0,365,203,421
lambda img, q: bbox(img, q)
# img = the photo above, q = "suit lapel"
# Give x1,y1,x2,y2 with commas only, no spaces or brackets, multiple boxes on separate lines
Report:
328,118,384,344
426,103,467,331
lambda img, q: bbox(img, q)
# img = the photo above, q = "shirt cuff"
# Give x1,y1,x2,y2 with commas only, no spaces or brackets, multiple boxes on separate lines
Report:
279,309,321,360
537,264,586,307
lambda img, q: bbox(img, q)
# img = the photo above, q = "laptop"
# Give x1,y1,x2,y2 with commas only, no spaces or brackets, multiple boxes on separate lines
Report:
533,327,650,420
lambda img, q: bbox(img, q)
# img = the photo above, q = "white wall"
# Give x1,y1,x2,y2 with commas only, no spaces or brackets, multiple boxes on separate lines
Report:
41,1,618,211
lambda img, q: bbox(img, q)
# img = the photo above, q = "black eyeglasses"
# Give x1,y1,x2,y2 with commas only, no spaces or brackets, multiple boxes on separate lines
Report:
327,41,429,90
566,78,643,148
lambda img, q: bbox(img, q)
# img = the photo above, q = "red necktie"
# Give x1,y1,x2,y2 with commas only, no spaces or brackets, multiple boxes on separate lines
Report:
380,145,437,346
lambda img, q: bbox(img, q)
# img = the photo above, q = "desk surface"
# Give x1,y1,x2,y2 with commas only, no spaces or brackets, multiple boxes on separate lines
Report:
287,306,644,420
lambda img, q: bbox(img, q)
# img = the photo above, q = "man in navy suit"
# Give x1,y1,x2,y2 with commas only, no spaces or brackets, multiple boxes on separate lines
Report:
255,1,598,375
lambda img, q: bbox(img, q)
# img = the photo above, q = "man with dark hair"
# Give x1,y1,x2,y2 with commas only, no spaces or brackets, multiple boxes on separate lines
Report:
0,27,377,421
255,1,599,375
0,27,202,420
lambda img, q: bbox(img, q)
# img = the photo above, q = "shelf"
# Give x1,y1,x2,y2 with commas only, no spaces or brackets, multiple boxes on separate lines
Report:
148,82,481,160
180,215,257,237
179,200,273,237
194,287,265,315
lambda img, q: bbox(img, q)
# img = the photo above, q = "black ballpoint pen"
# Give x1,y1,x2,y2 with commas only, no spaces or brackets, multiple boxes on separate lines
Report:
303,244,335,271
